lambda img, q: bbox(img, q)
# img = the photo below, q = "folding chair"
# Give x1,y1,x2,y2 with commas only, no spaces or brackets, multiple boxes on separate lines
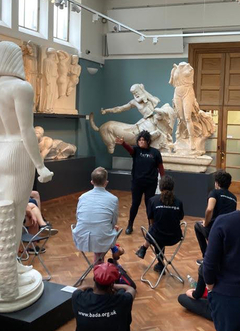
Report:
72,225,123,287
140,221,187,289
18,225,52,281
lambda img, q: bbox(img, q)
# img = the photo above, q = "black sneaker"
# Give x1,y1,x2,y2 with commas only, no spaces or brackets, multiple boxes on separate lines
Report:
196,259,203,266
125,225,133,235
153,263,166,275
28,245,46,255
136,246,146,259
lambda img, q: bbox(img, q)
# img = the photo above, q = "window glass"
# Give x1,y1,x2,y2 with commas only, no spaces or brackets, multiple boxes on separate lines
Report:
19,0,39,31
54,4,69,41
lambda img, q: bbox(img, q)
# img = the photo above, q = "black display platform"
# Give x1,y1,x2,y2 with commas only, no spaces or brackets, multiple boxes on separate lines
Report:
107,169,215,217
0,282,74,331
35,156,95,201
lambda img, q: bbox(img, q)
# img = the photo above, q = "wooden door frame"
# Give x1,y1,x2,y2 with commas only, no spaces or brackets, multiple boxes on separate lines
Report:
188,42,240,193
189,42,240,87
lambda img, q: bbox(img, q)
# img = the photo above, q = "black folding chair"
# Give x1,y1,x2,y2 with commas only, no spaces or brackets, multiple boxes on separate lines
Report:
140,221,187,289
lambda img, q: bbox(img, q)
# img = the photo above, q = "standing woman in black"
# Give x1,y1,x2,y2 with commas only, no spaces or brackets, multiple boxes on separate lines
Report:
116,130,164,234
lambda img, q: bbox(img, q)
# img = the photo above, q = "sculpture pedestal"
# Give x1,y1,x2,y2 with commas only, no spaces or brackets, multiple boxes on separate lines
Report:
162,153,213,173
0,269,43,313
0,282,74,331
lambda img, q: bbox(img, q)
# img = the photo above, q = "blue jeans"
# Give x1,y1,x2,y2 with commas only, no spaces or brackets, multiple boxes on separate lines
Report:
208,291,240,331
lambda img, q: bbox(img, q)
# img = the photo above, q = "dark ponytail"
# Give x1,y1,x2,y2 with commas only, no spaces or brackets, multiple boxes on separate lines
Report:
159,175,174,206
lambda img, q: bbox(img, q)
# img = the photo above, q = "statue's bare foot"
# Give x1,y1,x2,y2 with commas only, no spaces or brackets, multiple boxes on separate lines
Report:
17,262,33,274
18,273,35,287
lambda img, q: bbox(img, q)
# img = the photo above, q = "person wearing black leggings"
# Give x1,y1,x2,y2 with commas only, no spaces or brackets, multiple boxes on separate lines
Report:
116,130,164,235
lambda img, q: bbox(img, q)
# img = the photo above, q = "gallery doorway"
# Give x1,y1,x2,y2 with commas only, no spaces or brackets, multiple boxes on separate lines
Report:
189,43,240,192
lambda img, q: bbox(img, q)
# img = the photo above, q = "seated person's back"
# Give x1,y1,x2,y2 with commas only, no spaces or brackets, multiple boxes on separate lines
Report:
72,262,135,331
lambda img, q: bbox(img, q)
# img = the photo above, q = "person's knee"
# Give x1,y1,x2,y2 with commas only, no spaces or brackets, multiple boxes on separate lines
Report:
194,221,202,233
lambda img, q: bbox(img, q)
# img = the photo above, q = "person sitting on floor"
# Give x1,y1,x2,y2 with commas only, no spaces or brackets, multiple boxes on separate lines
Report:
72,167,124,263
194,170,237,265
178,264,212,321
136,175,184,274
72,262,136,331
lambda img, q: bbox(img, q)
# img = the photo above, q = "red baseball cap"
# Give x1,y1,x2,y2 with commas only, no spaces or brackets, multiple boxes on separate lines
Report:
93,262,119,285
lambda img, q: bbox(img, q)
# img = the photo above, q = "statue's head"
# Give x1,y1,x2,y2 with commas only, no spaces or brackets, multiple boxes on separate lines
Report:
130,84,148,103
0,41,25,80
71,55,78,64
46,47,57,61
35,126,44,141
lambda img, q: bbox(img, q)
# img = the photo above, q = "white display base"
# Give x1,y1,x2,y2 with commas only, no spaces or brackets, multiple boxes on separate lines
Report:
0,269,44,313
162,153,213,173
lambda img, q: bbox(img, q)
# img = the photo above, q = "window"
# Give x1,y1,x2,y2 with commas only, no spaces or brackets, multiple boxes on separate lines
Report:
19,0,39,32
53,4,70,41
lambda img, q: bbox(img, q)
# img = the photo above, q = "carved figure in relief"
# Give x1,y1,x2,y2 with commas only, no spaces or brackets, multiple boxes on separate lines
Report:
35,126,77,160
22,41,39,111
57,50,70,98
42,48,58,113
169,62,215,155
67,55,81,96
98,84,176,153
0,41,53,307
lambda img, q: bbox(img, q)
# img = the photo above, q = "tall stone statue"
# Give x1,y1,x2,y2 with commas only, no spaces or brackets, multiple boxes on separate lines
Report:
22,41,39,111
0,41,53,312
67,55,81,96
42,48,58,113
57,50,70,98
35,126,77,160
169,62,215,155
100,84,176,152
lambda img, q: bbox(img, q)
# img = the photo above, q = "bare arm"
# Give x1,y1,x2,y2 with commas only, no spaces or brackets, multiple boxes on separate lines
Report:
101,102,133,115
204,197,216,227
113,283,136,299
14,82,53,183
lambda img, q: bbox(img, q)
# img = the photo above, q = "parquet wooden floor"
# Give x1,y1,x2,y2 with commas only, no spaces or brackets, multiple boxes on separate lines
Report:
27,190,240,331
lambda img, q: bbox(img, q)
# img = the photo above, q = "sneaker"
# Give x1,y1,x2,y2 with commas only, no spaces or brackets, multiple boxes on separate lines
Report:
136,246,146,259
125,225,133,235
28,245,46,255
153,263,166,275
196,259,203,266
40,226,58,236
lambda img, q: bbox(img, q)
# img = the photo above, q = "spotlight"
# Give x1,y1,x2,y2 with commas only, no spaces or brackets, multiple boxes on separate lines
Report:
138,35,145,42
92,13,99,22
153,37,158,45
71,4,81,13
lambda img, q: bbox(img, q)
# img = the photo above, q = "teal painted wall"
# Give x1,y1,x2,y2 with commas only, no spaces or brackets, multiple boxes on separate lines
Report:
80,57,187,168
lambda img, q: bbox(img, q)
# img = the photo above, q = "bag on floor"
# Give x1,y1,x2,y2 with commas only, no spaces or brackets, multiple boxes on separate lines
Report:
108,258,137,289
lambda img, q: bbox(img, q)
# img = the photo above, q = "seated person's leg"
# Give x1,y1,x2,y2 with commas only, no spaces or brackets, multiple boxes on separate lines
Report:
194,221,208,258
178,294,212,321
30,190,41,210
136,240,150,259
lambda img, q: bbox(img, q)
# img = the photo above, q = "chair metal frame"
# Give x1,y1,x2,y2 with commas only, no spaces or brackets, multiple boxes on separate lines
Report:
140,221,187,289
72,226,123,287
18,225,52,281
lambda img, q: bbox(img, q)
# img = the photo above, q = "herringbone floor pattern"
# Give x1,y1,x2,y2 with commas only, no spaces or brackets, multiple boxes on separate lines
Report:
26,190,239,331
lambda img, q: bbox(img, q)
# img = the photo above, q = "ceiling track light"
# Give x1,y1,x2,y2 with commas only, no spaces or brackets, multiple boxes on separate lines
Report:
71,3,81,13
92,13,99,23
153,37,158,45
138,35,145,42
50,0,240,41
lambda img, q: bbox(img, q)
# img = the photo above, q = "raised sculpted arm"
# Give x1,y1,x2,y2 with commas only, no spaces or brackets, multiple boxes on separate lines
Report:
14,81,53,183
101,101,133,115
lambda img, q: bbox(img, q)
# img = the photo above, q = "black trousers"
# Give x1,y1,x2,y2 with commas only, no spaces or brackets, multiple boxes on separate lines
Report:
208,292,240,331
178,294,212,321
129,181,157,225
194,221,213,257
